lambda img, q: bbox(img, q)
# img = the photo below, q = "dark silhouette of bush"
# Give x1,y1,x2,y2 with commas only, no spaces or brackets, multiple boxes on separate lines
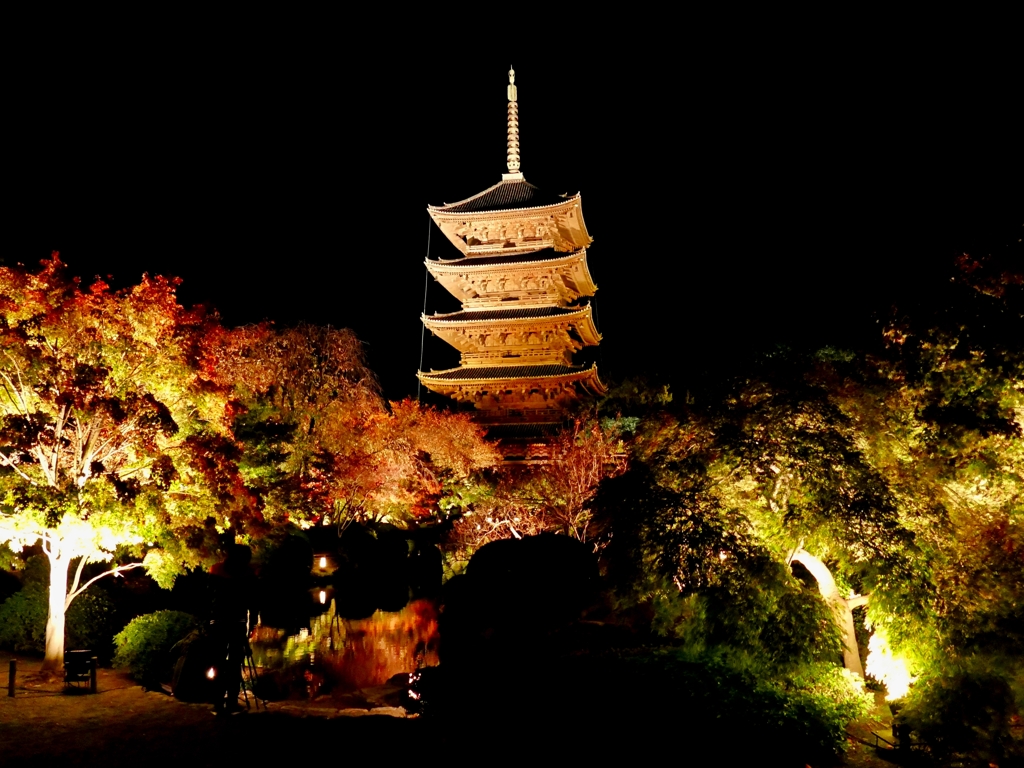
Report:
439,532,598,668
902,667,1023,766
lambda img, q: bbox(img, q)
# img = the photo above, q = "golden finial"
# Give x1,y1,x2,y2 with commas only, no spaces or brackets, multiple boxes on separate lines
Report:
506,66,521,175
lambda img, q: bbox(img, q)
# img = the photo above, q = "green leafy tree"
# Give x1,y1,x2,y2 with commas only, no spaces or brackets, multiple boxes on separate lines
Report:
831,251,1024,683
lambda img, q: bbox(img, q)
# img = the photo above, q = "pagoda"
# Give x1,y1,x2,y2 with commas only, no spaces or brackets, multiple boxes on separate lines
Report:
418,68,605,454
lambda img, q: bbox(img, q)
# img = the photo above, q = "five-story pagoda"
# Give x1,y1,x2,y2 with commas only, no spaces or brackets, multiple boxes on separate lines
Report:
418,69,605,453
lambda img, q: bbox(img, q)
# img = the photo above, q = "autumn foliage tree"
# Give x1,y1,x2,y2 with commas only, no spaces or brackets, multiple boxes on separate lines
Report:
444,417,624,572
222,324,499,530
218,322,381,527
0,255,253,672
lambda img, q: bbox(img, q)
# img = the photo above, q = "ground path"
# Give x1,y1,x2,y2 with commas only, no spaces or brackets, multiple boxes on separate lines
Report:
0,654,420,767
1,653,903,767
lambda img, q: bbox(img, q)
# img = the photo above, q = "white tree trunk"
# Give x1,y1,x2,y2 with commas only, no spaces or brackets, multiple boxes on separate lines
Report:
790,548,865,678
42,552,69,674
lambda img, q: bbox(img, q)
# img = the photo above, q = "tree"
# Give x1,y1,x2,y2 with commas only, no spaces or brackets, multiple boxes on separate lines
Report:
533,417,625,541
0,255,252,672
832,251,1024,677
592,366,910,675
317,397,500,527
459,416,626,545
223,323,499,530
219,322,382,528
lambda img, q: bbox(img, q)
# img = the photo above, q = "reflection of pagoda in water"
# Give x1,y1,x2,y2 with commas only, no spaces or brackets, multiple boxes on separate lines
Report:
418,69,605,455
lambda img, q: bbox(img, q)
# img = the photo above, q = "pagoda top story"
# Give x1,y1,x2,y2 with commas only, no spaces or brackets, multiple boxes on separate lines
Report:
427,69,593,257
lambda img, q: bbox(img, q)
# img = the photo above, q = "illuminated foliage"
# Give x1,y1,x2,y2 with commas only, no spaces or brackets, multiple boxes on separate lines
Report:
316,397,499,525
532,417,626,541
0,255,253,671
441,416,624,578
840,255,1024,706
224,324,499,530
596,250,1024,755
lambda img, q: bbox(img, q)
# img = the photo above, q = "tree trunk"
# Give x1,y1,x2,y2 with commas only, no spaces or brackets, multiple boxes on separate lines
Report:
41,552,69,675
790,548,865,678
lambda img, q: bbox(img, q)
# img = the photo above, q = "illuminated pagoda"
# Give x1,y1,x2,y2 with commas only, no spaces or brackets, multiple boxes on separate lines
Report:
418,68,605,456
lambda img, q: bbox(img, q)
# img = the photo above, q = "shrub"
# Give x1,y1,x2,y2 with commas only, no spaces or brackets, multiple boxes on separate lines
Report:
0,585,118,657
113,611,198,685
603,650,868,763
439,646,868,764
902,666,1023,765
0,589,46,652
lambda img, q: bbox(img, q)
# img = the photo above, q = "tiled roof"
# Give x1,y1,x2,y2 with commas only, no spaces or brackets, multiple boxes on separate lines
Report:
431,178,574,213
428,306,584,323
421,364,590,381
433,249,567,266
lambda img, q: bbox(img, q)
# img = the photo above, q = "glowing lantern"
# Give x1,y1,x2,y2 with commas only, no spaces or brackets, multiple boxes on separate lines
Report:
206,667,217,680
319,557,327,568
319,590,327,605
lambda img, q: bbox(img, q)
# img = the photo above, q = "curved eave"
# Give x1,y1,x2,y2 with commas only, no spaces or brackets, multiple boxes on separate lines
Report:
422,306,600,345
425,180,585,214
572,203,593,250
427,194,579,220
427,194,592,256
575,251,598,296
418,364,606,394
425,305,589,325
426,248,588,273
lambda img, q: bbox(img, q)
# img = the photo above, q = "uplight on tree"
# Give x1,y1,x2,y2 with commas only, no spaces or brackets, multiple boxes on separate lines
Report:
0,255,254,673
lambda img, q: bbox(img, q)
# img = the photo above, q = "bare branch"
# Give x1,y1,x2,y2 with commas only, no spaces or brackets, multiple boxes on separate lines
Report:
0,451,38,485
50,403,68,486
69,554,88,598
6,354,32,413
32,445,55,486
66,562,145,607
0,374,26,414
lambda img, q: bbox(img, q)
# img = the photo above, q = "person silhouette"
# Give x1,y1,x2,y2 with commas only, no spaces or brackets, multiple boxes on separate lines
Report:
209,544,256,714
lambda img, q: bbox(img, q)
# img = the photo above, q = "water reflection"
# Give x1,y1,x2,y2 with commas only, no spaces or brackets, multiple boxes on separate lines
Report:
250,598,439,697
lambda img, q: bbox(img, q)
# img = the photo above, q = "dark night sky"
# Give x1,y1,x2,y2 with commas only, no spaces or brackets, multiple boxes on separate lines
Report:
8,39,1022,402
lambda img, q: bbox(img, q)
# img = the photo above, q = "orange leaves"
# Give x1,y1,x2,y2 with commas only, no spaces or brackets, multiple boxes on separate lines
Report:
308,398,496,525
225,324,497,528
385,398,499,478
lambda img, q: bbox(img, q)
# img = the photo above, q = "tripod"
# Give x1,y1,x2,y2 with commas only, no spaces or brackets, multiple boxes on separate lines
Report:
213,624,265,714
238,638,264,711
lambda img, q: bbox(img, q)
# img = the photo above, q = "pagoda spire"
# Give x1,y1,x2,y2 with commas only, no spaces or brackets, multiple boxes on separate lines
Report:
505,67,521,177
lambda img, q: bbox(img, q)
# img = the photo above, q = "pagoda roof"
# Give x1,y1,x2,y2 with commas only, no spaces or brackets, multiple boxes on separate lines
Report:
430,248,572,267
425,305,588,324
429,176,577,214
419,363,604,387
422,364,578,381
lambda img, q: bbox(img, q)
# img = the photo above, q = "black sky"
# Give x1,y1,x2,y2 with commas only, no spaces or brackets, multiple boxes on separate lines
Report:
8,40,1022,401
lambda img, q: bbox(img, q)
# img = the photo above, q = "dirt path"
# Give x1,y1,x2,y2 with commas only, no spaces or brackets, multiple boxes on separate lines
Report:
1,653,907,767
839,693,902,768
0,654,421,767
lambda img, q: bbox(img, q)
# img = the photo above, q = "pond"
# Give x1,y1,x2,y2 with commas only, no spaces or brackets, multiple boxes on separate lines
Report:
249,597,439,698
